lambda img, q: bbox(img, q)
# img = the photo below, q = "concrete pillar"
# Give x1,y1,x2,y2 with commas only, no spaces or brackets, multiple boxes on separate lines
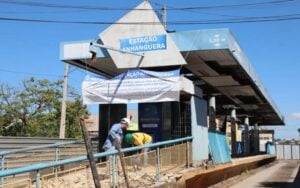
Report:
190,96,208,165
254,123,260,154
98,104,127,153
244,117,250,156
208,96,217,131
230,109,237,157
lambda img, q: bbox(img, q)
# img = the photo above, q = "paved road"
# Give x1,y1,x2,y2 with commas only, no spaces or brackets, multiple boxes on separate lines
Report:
231,160,300,188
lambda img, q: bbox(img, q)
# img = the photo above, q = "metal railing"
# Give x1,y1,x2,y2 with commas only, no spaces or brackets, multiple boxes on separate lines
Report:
0,140,84,169
0,140,85,186
0,136,193,188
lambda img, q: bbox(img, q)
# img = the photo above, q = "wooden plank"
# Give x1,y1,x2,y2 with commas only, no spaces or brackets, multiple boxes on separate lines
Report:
80,118,101,188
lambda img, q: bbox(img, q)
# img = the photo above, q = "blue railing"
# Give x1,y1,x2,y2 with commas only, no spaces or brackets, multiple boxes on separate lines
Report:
0,136,193,188
0,140,84,186
0,140,83,172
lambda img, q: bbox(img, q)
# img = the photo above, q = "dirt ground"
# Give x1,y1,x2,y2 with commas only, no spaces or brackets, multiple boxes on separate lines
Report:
39,155,284,188
41,165,183,188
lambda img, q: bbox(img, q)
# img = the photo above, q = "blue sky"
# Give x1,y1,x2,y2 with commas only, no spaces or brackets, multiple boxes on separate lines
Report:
0,0,299,139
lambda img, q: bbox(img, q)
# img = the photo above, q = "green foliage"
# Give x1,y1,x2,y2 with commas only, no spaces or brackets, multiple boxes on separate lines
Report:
0,77,89,138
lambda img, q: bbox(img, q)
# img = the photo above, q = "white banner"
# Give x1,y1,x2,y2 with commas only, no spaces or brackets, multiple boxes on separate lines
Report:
82,69,180,104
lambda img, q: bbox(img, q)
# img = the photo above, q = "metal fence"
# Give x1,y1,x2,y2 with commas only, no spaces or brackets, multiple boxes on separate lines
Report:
0,137,77,152
41,142,192,188
0,139,97,187
276,144,300,160
0,136,193,188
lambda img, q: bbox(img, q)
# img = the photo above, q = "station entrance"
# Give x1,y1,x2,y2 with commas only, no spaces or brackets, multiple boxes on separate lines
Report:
99,100,192,151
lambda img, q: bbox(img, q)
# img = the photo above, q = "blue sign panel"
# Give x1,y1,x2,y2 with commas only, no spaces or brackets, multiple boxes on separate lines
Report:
139,103,162,142
120,35,167,53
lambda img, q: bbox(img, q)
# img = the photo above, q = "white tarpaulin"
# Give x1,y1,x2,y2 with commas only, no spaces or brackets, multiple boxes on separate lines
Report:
82,69,180,104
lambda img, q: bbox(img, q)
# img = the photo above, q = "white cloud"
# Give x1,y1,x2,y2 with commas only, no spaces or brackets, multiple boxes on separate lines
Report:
289,112,300,120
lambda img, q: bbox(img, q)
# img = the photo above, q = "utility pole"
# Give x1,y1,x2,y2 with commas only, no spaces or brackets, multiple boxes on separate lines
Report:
162,4,167,30
59,63,69,138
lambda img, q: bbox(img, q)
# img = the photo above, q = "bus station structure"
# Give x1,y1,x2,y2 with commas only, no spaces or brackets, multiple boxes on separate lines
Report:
0,2,287,187
60,1,284,165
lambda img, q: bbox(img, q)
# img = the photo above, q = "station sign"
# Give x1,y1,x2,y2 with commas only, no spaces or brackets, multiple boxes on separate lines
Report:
120,35,166,53
99,1,186,68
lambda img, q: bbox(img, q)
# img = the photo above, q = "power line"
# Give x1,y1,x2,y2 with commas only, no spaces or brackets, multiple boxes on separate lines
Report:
0,10,88,15
161,0,298,11
0,0,298,12
0,13,300,25
151,0,300,19
151,1,244,19
0,0,140,11
0,68,62,77
0,0,298,23
0,67,86,83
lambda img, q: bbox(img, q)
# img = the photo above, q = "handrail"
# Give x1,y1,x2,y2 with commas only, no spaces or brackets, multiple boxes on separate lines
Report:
0,136,193,178
0,140,83,156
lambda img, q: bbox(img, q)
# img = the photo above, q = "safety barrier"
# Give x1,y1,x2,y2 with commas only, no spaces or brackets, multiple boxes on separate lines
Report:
0,137,78,152
41,142,192,187
0,140,82,166
0,136,193,188
276,144,300,160
0,140,91,186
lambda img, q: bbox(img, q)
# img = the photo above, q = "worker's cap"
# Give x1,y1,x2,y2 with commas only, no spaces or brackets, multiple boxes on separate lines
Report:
120,117,130,126
125,133,133,144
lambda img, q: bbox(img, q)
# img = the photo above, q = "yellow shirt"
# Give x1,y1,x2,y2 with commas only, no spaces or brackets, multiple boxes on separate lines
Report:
132,133,152,146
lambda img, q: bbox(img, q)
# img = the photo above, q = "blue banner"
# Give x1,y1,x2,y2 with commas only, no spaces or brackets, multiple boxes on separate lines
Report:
112,69,179,80
120,35,167,53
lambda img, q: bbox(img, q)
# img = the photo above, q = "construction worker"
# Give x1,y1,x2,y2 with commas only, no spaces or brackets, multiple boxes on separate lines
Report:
102,117,130,177
125,132,152,170
125,132,152,151
103,117,130,151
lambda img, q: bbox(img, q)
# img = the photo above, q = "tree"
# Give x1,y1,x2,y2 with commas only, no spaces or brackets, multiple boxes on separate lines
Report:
0,77,89,138
298,128,300,137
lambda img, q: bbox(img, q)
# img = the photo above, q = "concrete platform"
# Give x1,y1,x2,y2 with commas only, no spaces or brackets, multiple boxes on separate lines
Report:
156,155,277,188
230,160,300,188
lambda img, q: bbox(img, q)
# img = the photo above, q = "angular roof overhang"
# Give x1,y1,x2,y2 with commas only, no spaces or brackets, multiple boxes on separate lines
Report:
60,28,284,126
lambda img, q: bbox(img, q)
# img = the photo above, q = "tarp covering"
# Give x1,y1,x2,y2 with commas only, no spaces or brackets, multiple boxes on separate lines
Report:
266,143,275,155
208,131,232,164
82,69,180,104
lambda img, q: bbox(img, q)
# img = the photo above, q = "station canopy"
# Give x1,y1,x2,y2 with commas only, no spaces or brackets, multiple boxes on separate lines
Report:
60,2,284,126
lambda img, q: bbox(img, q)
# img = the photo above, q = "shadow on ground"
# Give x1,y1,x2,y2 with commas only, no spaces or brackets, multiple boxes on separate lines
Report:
258,163,300,188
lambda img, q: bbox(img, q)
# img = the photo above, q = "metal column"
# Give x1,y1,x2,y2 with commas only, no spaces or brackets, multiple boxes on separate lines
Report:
208,96,216,131
190,96,209,164
244,117,250,156
231,109,237,157
36,170,41,188
254,123,260,154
